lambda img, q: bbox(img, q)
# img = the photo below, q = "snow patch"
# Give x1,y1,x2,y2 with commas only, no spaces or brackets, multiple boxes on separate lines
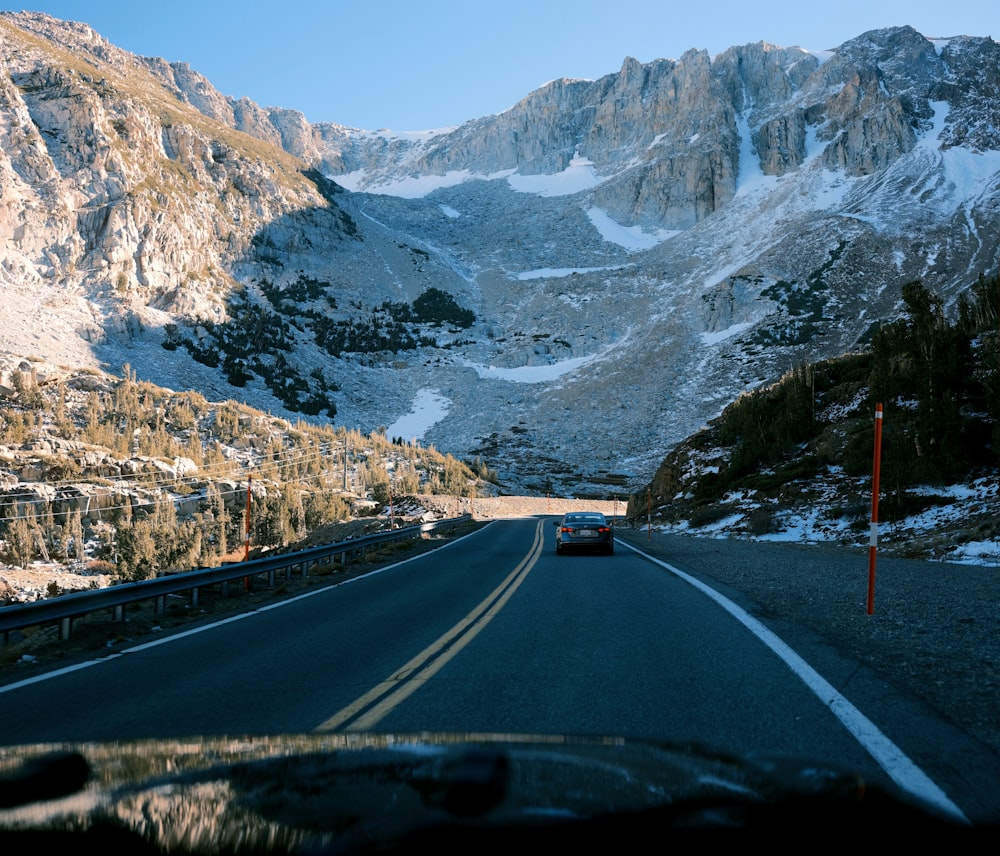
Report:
506,154,602,197
385,388,450,441
587,207,679,251
462,353,597,383
807,49,836,65
653,468,1000,567
333,169,495,198
756,507,855,544
734,108,778,197
700,320,757,346
512,265,629,280
949,540,1000,564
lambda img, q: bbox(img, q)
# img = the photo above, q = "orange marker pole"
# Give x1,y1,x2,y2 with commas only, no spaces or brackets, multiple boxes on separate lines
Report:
867,404,883,615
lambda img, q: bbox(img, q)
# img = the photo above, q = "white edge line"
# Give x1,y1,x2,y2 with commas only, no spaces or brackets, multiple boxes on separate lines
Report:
1,522,495,694
620,539,969,824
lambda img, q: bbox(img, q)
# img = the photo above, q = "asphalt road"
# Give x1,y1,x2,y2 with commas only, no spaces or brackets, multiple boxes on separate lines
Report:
1,517,995,824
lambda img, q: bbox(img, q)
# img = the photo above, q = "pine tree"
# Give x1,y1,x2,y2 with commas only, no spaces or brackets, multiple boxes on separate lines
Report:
69,509,86,563
116,519,157,581
5,512,35,568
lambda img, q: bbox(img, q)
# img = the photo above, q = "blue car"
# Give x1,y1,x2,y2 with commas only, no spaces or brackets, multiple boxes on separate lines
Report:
553,511,614,555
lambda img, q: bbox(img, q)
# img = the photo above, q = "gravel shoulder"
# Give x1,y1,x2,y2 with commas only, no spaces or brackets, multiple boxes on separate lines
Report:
616,526,1000,760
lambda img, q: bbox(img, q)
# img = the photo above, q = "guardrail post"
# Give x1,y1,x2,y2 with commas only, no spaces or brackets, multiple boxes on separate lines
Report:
191,588,199,607
114,604,124,622
154,595,166,614
60,616,71,641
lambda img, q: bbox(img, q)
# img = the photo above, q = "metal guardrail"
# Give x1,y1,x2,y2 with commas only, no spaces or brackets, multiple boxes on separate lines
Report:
1,515,472,644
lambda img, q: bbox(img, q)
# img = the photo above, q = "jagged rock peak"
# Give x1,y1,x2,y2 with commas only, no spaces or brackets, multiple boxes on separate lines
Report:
0,13,997,498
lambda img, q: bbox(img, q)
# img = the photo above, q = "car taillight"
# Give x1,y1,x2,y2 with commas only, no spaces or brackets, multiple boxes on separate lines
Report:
598,527,610,534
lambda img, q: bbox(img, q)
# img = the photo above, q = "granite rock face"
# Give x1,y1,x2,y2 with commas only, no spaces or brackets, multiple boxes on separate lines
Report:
0,12,998,494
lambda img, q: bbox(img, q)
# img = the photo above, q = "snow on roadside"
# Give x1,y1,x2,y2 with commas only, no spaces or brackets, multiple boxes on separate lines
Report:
650,474,999,568
949,540,1000,565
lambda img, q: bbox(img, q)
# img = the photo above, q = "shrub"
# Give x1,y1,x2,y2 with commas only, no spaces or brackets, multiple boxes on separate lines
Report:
745,507,777,535
413,287,475,328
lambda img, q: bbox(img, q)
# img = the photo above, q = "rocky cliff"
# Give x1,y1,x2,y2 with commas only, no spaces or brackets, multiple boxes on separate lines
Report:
0,12,998,496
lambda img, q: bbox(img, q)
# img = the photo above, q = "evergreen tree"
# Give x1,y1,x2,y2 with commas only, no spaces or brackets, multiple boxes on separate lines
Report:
116,518,157,581
69,509,86,563
4,511,35,569
871,281,978,484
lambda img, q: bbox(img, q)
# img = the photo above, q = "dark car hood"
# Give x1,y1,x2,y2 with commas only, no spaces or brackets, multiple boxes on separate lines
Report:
0,732,972,852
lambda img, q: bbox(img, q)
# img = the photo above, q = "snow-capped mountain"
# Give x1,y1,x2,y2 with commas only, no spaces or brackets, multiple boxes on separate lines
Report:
1,12,998,496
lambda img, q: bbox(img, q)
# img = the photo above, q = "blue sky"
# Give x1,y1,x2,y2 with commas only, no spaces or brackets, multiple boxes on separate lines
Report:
9,1,996,130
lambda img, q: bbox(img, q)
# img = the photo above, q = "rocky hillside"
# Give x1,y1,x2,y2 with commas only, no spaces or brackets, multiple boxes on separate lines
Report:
628,277,1000,565
0,354,495,601
0,13,998,501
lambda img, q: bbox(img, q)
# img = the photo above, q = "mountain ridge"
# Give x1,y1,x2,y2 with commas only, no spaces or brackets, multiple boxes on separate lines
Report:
0,12,998,500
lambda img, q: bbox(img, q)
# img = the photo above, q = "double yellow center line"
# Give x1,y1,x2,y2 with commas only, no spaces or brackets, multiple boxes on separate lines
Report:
314,519,545,732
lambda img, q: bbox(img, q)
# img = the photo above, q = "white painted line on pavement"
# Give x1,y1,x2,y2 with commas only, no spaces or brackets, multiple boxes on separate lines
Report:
620,539,969,824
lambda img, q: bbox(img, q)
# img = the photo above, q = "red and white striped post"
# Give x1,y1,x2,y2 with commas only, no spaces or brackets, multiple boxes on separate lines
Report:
867,404,884,615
